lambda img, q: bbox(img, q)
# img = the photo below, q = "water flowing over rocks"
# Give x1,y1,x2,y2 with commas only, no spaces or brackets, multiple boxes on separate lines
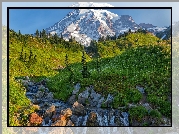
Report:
18,77,167,126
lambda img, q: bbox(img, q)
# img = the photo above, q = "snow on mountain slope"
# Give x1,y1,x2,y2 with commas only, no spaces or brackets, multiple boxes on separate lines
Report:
45,2,168,46
45,7,140,46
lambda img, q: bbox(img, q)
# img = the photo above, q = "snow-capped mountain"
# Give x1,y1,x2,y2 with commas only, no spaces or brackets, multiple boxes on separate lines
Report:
139,23,168,35
154,26,171,40
45,8,139,46
45,2,169,46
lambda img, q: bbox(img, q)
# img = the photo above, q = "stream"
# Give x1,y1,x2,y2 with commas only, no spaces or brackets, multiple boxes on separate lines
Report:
18,76,130,127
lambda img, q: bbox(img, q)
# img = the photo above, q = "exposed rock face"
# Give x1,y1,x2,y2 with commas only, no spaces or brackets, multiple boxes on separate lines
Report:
72,101,86,116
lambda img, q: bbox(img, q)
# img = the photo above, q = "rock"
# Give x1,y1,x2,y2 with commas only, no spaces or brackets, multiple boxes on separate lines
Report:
61,108,72,118
120,112,129,126
32,99,41,104
44,105,55,118
66,120,74,126
45,88,49,93
88,89,103,107
52,102,62,108
90,101,98,107
52,113,60,122
35,91,44,98
68,95,77,105
31,86,38,93
32,105,40,110
37,85,46,90
142,103,152,111
40,80,46,85
78,94,86,105
36,110,45,117
90,89,101,100
72,83,80,95
25,76,30,80
26,92,35,97
104,94,114,107
70,115,78,125
44,116,50,124
86,112,99,126
77,88,90,105
45,92,54,101
20,79,29,87
29,113,43,125
72,101,86,116
81,89,89,98
51,119,67,126
136,85,145,94
97,97,105,108
28,82,34,86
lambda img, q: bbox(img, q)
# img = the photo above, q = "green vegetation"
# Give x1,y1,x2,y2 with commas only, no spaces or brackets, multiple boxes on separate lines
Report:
9,28,171,126
129,106,148,122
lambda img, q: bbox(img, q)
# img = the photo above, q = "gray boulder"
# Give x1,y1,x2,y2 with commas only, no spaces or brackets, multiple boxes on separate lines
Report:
68,95,77,105
72,83,80,95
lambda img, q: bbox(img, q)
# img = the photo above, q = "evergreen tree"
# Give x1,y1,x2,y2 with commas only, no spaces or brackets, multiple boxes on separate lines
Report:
35,29,39,37
29,48,33,60
19,47,23,61
41,29,46,38
65,54,74,82
18,30,21,35
54,33,59,44
39,31,42,38
18,30,22,41
60,33,63,39
81,51,90,78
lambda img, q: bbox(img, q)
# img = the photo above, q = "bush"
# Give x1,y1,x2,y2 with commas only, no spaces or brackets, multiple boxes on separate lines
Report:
129,106,148,122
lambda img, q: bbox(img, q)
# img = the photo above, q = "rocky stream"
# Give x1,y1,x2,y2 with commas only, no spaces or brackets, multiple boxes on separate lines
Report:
16,76,171,127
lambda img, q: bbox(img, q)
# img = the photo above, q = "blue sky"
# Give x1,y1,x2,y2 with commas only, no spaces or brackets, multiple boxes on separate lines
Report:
3,2,175,34
9,8,171,35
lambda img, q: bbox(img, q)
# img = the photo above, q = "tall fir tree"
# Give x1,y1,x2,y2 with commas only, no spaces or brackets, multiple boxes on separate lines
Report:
35,29,39,37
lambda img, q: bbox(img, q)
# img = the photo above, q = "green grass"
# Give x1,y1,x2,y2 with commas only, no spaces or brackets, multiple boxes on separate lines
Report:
47,44,171,118
9,29,91,126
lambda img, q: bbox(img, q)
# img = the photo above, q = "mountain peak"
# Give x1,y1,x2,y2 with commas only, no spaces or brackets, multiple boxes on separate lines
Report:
70,2,114,7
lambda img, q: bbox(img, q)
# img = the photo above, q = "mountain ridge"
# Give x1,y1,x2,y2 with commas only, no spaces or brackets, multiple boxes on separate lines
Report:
45,3,168,46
